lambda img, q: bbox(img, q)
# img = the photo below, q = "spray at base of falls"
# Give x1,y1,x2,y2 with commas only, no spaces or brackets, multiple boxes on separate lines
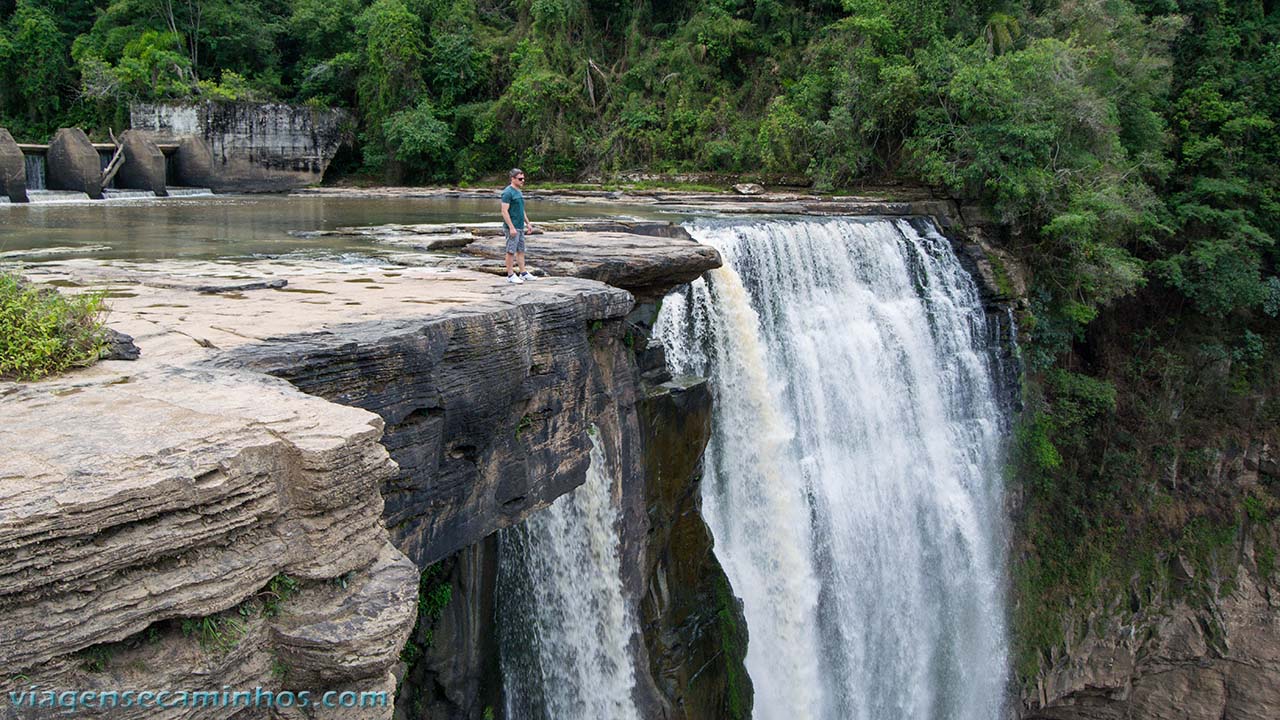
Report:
498,430,642,720
657,217,1011,720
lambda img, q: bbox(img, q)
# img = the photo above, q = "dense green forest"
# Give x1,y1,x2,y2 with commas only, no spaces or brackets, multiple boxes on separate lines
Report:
2,0,1278,690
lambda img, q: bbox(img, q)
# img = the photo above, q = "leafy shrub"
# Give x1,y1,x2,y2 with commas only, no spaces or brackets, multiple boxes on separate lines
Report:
197,70,263,102
0,272,107,381
384,99,456,180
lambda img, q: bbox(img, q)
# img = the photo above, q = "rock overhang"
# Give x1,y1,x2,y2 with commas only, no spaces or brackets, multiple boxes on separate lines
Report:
0,224,720,693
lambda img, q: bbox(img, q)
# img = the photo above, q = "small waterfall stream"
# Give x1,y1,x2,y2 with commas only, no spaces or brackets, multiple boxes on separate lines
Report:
24,154,45,190
657,217,1010,720
497,431,642,720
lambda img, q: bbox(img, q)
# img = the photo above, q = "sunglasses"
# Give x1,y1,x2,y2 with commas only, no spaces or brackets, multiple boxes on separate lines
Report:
515,176,526,180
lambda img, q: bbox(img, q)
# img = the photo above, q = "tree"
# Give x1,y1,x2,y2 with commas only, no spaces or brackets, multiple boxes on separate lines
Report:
383,98,455,180
5,1,69,131
76,29,194,102
355,0,426,178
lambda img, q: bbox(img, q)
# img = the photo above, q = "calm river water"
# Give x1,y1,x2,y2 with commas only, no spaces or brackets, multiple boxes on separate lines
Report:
0,194,683,262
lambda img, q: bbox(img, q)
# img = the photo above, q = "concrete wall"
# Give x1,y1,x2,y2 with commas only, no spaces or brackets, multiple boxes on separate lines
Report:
115,130,168,196
47,128,103,199
0,128,27,203
131,102,350,192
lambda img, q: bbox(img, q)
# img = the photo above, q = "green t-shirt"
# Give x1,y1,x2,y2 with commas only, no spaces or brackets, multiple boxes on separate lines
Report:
501,185,525,230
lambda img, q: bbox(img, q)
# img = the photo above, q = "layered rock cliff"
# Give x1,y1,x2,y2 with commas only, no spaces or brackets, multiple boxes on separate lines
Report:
957,210,1280,720
2,223,741,720
0,341,416,719
1019,445,1280,720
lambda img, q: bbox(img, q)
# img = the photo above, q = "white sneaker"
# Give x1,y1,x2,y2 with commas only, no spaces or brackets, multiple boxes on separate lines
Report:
506,273,524,284
520,272,537,281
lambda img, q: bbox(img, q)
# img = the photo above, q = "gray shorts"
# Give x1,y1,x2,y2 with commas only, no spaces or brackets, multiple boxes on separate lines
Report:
505,228,526,254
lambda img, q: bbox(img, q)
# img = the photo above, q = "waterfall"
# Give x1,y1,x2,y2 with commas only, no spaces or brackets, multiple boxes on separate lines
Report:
497,430,641,720
656,217,1010,720
24,154,45,191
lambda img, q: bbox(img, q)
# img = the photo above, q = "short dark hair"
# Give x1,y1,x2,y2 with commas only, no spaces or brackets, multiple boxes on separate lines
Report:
509,168,524,179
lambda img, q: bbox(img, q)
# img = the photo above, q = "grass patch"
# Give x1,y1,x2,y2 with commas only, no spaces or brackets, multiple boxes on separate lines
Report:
181,615,247,653
258,574,300,618
79,645,115,673
1,271,108,380
76,624,163,673
713,573,750,720
399,563,454,666
515,414,534,440
174,575,301,656
984,251,1018,299
1257,542,1276,581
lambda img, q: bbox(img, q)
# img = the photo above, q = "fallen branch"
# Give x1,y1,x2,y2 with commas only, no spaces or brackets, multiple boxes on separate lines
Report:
99,130,126,189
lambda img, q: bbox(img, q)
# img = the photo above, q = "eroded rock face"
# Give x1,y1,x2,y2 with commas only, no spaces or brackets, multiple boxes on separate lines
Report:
401,538,501,719
1020,439,1280,720
638,374,753,720
391,310,671,720
0,262,593,719
389,303,753,720
0,366,416,719
3,231,742,720
225,280,636,567
1024,559,1280,720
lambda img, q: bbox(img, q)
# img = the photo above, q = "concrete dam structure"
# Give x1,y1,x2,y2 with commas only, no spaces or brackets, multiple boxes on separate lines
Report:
0,102,348,203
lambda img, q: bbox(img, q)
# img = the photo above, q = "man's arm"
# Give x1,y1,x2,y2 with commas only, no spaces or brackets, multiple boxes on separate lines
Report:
524,209,535,233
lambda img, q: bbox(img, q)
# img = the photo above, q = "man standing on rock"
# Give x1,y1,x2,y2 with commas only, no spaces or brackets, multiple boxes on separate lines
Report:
501,168,537,284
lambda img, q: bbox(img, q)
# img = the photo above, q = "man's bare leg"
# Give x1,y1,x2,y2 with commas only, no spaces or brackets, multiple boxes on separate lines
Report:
506,252,515,276
516,251,526,275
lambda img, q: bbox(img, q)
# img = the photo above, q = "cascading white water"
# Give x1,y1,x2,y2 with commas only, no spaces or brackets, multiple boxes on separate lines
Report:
657,217,1009,720
102,189,158,200
498,431,642,720
165,187,215,197
24,154,45,191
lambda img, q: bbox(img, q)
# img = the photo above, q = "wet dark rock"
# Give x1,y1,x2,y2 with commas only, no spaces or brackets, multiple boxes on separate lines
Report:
639,374,753,720
101,327,140,361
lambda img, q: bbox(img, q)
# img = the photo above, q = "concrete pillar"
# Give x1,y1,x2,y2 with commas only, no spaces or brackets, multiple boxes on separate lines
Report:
47,128,103,199
0,128,28,203
115,130,168,197
172,136,216,189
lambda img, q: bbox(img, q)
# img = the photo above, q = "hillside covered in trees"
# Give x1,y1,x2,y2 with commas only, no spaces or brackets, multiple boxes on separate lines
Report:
2,0,1278,691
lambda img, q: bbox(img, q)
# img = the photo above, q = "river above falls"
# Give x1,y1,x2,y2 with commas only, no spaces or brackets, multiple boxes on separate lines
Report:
0,193,691,263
